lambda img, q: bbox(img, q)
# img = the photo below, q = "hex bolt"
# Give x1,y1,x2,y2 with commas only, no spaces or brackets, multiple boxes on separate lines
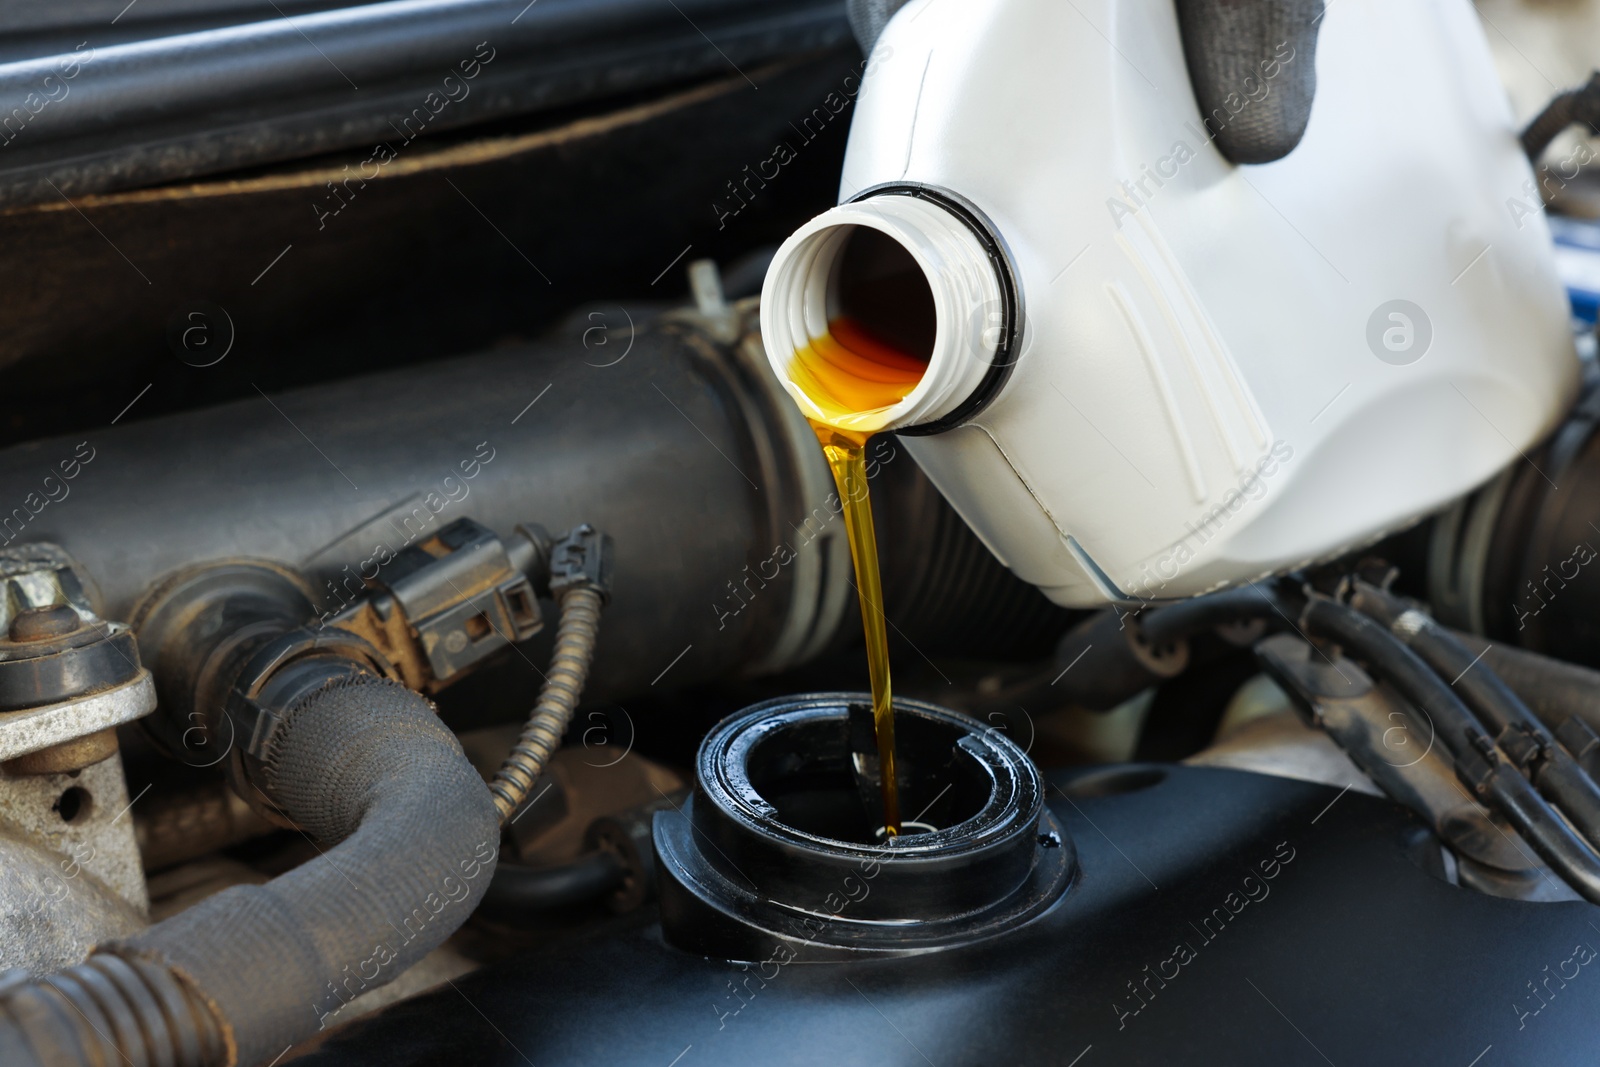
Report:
9,604,82,643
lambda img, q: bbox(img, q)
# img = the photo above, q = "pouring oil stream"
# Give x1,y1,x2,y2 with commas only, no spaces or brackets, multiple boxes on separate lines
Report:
792,316,929,837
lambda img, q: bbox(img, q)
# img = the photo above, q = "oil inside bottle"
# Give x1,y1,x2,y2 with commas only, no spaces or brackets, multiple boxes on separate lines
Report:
796,314,929,838
791,317,927,422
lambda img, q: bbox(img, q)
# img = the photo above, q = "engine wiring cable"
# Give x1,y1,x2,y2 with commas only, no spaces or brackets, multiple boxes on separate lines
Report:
1065,576,1600,904
1348,579,1600,857
487,584,606,824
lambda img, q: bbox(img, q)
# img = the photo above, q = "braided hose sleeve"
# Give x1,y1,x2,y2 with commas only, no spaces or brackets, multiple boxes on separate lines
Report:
489,585,605,823
0,674,500,1067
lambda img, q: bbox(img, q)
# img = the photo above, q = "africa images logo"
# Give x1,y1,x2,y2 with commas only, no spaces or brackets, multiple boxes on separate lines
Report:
1366,300,1432,366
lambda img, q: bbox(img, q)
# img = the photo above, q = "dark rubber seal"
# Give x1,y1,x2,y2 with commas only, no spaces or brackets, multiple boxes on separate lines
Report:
843,182,1023,437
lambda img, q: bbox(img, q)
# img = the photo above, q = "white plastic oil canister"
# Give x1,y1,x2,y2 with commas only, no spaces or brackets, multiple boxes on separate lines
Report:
761,0,1578,607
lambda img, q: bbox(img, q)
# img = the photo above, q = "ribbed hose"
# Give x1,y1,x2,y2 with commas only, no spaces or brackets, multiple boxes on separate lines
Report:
488,586,605,823
0,956,224,1067
0,673,500,1067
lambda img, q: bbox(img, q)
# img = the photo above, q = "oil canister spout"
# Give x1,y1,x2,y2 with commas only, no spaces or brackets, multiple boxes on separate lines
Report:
759,191,1007,436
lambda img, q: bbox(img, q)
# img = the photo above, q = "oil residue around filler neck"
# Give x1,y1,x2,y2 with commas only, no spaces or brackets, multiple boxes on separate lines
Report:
800,314,930,837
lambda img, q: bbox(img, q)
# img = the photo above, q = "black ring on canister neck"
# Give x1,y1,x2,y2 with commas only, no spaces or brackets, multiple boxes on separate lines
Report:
843,182,1024,437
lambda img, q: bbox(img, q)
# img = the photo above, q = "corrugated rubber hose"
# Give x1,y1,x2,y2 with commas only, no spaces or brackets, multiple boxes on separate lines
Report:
0,673,500,1067
488,585,605,823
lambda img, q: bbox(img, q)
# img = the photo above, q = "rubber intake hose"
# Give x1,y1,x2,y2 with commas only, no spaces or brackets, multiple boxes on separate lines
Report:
0,674,499,1067
0,956,225,1067
1051,609,1189,712
1051,583,1292,711
480,851,627,917
1139,583,1293,648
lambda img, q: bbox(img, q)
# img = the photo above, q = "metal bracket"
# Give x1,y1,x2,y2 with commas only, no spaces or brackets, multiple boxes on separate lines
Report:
0,670,156,762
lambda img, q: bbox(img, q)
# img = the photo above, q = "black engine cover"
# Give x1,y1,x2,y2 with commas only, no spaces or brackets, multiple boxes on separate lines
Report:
301,765,1600,1065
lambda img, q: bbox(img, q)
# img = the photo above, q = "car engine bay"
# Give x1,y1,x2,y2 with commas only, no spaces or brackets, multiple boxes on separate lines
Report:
2,1,1600,1064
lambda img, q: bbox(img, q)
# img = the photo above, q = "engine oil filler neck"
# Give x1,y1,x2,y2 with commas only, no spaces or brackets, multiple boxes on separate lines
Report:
652,693,1074,960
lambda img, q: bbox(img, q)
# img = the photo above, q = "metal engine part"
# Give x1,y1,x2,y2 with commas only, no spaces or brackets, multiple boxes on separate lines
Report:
0,823,146,976
0,545,156,971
